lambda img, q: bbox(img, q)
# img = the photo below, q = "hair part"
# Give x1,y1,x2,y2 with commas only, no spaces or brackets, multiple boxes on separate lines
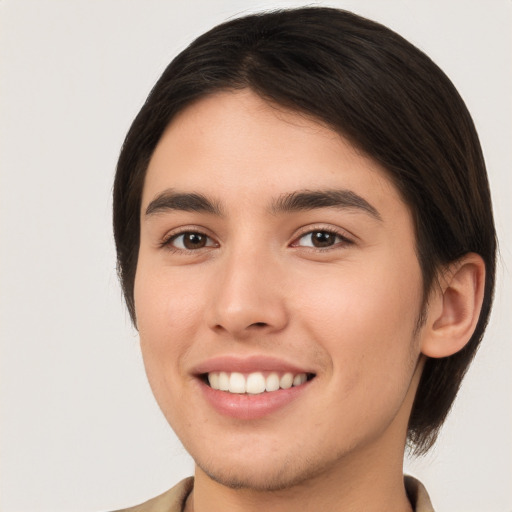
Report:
113,7,496,454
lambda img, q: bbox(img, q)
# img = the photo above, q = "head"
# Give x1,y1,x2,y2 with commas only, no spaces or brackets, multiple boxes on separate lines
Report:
113,6,496,461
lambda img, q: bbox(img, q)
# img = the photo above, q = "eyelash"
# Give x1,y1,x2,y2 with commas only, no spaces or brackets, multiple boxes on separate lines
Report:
160,226,353,253
290,226,354,251
160,229,217,253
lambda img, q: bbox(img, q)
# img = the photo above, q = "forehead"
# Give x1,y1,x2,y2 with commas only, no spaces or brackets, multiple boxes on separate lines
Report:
142,89,407,220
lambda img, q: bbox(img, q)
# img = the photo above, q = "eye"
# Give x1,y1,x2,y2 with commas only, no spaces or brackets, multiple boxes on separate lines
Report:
293,230,350,249
166,231,216,251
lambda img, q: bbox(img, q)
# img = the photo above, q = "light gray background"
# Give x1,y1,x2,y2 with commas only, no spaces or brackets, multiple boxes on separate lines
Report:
1,1,511,511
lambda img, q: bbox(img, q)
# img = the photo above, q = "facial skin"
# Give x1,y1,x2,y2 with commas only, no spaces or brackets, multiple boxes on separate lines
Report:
135,90,429,511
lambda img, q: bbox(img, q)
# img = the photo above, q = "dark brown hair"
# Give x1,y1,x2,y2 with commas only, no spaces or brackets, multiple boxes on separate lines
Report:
113,7,496,453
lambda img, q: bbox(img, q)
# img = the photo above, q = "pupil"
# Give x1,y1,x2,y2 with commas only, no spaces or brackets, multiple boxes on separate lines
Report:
184,233,206,249
313,231,334,247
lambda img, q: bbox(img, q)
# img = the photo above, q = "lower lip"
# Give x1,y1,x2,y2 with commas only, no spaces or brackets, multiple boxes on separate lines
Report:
199,379,310,420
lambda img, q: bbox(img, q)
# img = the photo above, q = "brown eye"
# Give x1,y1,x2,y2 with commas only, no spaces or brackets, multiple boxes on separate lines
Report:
170,232,215,250
311,231,336,247
295,230,347,248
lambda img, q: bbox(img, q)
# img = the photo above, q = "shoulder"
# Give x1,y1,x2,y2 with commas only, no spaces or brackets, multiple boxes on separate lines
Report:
405,475,435,512
110,477,194,512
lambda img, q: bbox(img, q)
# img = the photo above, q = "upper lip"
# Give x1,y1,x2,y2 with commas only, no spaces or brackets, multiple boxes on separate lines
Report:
192,355,315,376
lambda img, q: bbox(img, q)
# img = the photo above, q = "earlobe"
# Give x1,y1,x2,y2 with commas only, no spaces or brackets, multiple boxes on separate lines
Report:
421,253,486,359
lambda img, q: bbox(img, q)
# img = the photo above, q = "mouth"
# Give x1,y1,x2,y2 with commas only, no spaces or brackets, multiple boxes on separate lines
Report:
193,356,317,419
202,371,316,395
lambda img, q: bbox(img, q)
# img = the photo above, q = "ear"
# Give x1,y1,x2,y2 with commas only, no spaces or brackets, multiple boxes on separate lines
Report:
421,253,486,358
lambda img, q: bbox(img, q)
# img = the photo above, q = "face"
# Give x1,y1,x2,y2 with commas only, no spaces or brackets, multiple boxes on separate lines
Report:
135,90,426,490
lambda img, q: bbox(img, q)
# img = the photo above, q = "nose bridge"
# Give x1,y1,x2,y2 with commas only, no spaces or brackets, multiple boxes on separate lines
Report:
208,241,288,336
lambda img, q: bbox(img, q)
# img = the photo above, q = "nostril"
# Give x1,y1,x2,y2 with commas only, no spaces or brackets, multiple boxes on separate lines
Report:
250,322,268,328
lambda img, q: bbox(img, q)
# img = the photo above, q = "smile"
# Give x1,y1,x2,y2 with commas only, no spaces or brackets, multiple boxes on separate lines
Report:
194,356,316,419
207,371,309,394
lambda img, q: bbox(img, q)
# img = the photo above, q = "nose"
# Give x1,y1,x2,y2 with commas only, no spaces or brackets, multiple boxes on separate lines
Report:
206,248,289,339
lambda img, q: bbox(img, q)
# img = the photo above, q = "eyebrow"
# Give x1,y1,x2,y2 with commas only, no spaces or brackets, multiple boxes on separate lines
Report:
145,188,381,221
145,189,223,217
270,189,382,220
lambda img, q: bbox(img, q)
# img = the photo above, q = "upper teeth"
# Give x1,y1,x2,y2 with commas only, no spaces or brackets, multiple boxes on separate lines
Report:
208,372,308,394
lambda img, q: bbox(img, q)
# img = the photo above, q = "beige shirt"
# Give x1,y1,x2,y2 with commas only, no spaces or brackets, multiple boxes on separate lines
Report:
112,475,434,512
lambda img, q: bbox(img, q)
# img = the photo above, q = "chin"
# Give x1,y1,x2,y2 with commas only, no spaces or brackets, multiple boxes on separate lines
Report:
195,451,334,492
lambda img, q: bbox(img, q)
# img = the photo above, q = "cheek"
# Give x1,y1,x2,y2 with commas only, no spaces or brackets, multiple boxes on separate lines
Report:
134,265,203,399
134,265,203,346
299,257,421,329
294,257,423,387
134,267,204,430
